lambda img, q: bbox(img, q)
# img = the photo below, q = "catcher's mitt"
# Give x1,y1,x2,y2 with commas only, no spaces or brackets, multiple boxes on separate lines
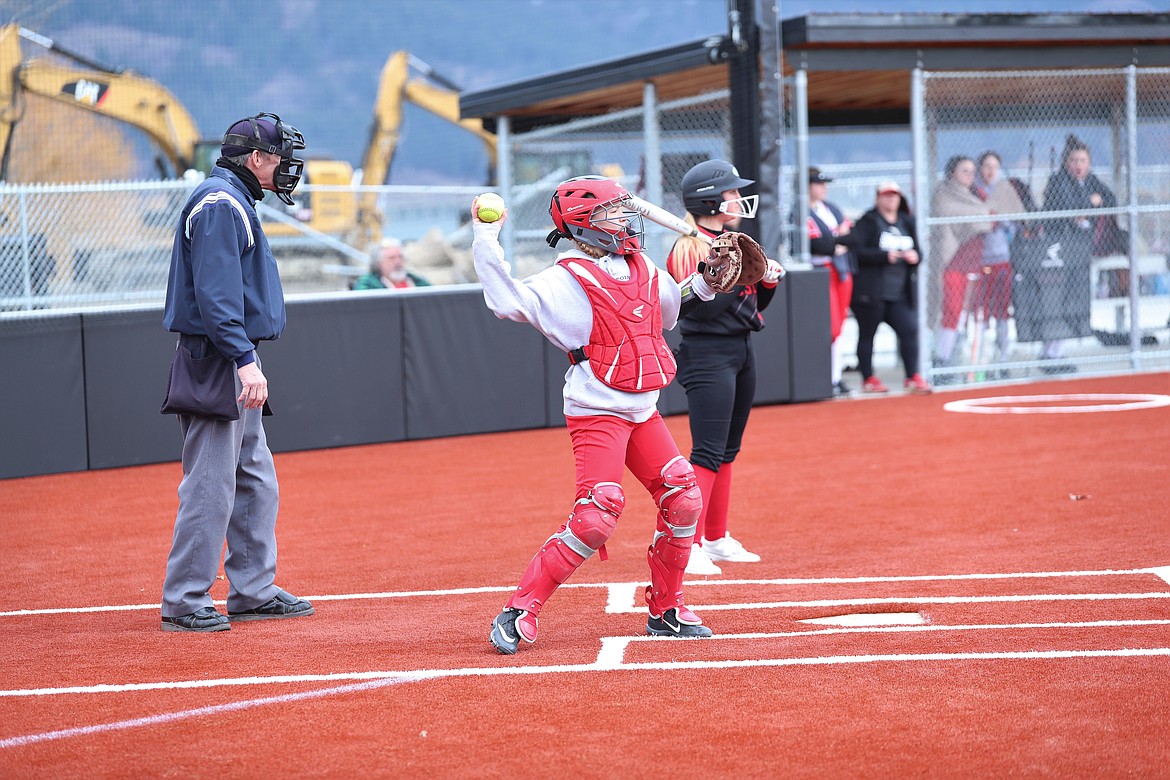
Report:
699,231,768,293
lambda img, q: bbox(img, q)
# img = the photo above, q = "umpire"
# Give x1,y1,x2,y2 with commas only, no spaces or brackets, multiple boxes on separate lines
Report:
159,113,314,632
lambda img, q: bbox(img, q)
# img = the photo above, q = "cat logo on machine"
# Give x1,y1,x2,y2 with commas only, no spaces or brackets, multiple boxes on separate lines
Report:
62,79,109,107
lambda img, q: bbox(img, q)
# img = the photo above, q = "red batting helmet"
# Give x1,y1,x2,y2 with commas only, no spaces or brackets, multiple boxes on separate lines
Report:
547,176,644,255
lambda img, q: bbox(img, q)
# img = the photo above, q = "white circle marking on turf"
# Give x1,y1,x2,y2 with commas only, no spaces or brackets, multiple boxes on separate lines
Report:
943,393,1170,415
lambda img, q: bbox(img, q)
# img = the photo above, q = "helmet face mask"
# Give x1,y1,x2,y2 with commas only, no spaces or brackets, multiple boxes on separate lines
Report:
681,159,756,218
548,176,644,254
221,112,306,206
718,193,759,219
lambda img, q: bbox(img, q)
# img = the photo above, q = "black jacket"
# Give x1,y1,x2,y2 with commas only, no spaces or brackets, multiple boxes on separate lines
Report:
850,207,919,307
1042,169,1122,256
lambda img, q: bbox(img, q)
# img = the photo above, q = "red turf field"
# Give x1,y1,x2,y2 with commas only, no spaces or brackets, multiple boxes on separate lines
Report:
1,372,1168,778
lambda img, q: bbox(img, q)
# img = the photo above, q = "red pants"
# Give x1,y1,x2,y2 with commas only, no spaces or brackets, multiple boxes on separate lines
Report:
941,260,1012,329
826,265,853,341
566,411,682,498
502,411,694,620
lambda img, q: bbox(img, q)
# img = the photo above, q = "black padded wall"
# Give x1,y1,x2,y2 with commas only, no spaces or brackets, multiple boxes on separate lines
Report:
263,294,407,452
82,309,182,469
786,268,832,402
404,288,547,440
0,278,829,479
751,284,792,406
0,314,87,478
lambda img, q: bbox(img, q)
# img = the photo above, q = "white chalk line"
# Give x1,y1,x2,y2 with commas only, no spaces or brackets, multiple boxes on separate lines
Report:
0,674,424,749
5,617,1169,699
3,565,1166,618
943,392,1170,414
607,591,1170,614
3,644,1170,750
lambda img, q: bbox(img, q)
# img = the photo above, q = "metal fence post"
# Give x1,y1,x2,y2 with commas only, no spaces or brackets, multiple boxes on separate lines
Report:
795,68,809,263
18,189,33,310
1125,64,1142,367
642,81,666,261
912,67,929,381
498,114,514,264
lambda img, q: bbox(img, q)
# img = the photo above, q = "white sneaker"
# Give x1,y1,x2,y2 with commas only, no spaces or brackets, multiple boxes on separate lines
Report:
703,533,761,563
684,543,722,575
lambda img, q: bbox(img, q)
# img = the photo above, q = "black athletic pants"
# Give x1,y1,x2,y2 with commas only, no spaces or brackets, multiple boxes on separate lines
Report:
852,296,919,380
674,332,756,473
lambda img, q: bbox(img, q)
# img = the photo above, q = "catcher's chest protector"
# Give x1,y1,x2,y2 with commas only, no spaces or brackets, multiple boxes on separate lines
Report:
558,254,677,392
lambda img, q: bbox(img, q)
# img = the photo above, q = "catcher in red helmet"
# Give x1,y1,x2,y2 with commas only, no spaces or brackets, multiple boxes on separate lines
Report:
473,176,745,654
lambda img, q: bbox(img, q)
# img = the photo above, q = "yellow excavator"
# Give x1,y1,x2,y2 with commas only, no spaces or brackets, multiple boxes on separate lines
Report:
353,50,497,249
0,24,202,179
254,50,498,253
1,25,495,252
257,50,498,252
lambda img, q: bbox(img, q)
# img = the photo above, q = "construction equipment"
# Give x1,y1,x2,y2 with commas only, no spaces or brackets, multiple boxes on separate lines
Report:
1,26,496,256
260,50,497,254
0,24,354,248
352,50,497,249
0,24,201,179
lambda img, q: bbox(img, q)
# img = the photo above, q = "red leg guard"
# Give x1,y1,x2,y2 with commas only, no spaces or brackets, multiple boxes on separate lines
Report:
646,532,693,617
645,456,703,618
506,538,585,620
692,465,717,545
506,483,624,619
565,482,624,562
704,463,732,543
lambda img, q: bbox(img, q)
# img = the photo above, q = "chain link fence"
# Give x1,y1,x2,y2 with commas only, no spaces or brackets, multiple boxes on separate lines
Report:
916,66,1170,385
0,179,486,316
0,180,184,313
501,89,738,275
7,68,1169,386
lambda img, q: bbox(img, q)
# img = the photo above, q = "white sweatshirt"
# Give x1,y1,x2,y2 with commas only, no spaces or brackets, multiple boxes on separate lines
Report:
473,222,682,423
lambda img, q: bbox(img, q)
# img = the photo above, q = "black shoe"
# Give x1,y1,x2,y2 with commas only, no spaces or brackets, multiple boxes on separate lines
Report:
161,606,230,632
647,607,714,638
228,592,314,622
833,380,853,397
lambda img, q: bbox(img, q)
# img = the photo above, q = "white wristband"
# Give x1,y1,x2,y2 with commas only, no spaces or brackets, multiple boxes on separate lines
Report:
690,273,716,301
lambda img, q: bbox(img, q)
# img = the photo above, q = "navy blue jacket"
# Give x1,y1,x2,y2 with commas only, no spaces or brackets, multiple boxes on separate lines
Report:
163,167,286,367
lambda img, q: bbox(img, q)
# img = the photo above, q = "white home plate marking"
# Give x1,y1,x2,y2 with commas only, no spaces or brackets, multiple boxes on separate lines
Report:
799,612,927,627
944,393,1170,415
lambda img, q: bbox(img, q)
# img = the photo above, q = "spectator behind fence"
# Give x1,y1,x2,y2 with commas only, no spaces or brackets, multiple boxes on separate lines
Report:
851,181,932,395
930,155,994,374
934,151,1026,374
797,167,857,397
352,237,431,290
1038,134,1119,371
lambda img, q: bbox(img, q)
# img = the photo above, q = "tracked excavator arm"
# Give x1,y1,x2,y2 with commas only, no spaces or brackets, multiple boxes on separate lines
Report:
354,50,497,249
0,25,201,179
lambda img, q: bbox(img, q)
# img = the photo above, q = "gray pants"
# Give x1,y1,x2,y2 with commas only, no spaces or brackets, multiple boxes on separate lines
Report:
161,364,281,617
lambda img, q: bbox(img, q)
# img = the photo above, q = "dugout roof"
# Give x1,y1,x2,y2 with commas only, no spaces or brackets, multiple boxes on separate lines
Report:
460,12,1170,131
